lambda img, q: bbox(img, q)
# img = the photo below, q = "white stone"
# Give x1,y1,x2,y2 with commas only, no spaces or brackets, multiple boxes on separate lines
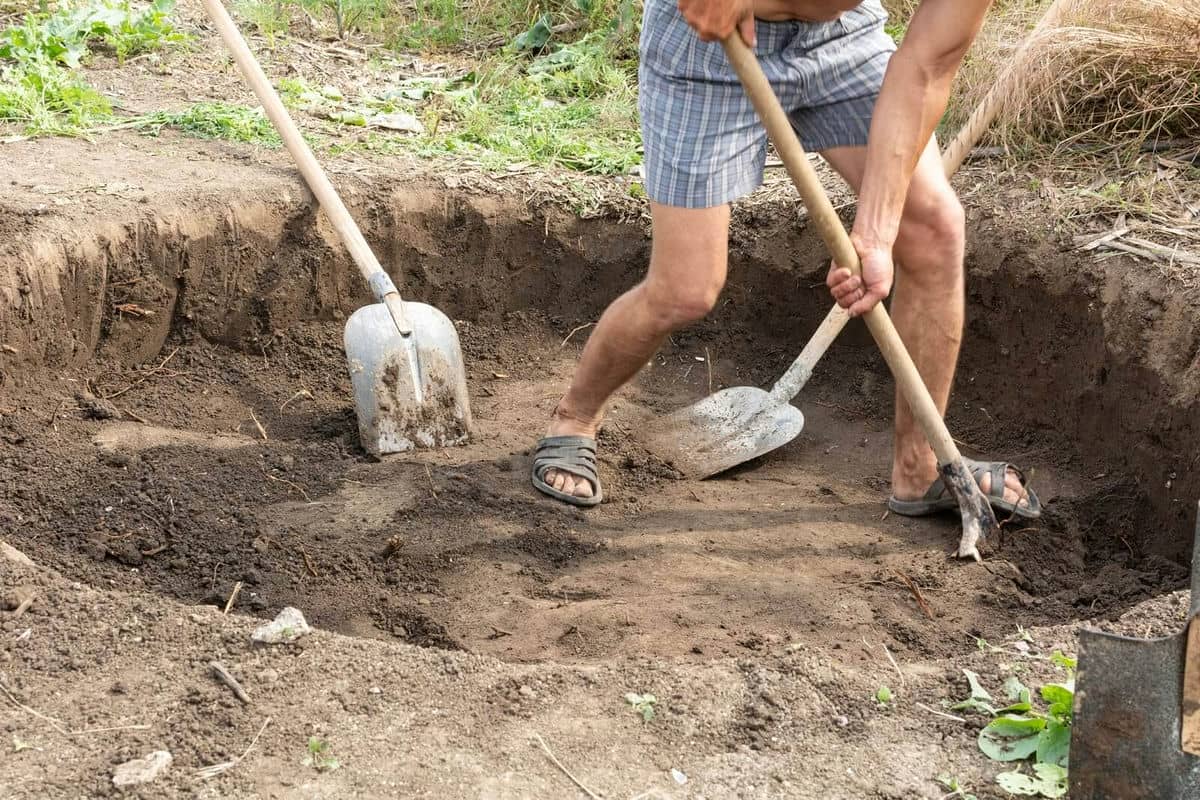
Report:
251,607,312,644
112,750,172,787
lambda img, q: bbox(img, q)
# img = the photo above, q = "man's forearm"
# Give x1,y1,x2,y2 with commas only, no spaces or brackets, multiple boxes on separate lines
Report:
854,0,991,250
854,51,958,248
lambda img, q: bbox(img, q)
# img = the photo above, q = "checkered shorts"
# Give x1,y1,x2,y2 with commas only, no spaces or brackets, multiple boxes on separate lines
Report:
639,0,896,208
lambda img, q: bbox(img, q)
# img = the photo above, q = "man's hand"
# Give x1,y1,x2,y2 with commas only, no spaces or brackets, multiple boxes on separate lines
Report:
826,232,894,317
678,0,756,45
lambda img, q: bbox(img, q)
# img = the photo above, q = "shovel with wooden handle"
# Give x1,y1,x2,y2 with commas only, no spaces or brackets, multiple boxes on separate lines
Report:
642,0,1071,498
718,32,999,560
201,0,472,455
1070,503,1200,798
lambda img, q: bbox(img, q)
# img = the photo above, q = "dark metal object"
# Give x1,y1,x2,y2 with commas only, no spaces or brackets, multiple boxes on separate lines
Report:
1071,504,1200,799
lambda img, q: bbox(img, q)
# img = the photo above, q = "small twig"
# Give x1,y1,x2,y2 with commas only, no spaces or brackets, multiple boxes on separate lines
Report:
118,405,148,424
140,544,167,557
223,581,244,614
881,644,906,689
11,595,34,618
261,466,312,502
302,550,320,578
916,702,966,723
249,410,268,441
280,389,314,412
195,717,272,779
209,661,251,704
560,322,596,348
533,733,601,800
704,347,713,394
488,626,513,639
424,463,439,499
102,346,180,400
892,569,934,620
0,680,149,736
46,399,67,430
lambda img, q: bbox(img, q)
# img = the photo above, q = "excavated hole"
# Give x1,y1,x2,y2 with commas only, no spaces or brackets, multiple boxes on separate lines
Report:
1,187,1194,666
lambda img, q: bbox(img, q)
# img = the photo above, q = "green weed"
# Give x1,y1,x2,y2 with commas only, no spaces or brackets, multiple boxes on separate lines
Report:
950,653,1076,799
0,0,184,136
303,737,340,772
138,101,281,144
624,692,657,723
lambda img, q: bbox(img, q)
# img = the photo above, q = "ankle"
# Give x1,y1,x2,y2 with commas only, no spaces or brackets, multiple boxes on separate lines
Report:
548,399,602,437
892,443,938,492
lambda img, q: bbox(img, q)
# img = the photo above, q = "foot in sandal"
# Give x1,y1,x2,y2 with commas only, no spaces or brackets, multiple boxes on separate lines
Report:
890,457,1041,522
531,405,603,506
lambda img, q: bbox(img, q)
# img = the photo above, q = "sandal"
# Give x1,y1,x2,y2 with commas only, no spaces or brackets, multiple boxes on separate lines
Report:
531,435,603,507
888,459,1041,521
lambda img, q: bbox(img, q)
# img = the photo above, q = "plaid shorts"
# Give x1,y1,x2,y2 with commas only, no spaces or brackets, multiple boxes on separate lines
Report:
639,0,896,208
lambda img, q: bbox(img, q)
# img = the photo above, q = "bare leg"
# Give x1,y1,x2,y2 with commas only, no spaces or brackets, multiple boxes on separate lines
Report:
822,140,1030,506
541,202,731,500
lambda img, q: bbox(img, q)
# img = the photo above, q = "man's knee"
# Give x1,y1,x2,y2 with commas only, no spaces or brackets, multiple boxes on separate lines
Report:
642,272,725,329
897,186,965,277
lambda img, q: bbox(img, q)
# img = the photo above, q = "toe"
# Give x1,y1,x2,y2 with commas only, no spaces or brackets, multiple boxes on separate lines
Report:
1004,469,1030,508
549,469,565,492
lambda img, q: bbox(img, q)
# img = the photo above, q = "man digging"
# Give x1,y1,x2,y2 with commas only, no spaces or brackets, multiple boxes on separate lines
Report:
531,0,1040,522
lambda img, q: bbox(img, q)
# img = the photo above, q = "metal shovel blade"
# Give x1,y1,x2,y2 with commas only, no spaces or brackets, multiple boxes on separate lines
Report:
639,387,805,479
344,301,472,456
1070,505,1200,799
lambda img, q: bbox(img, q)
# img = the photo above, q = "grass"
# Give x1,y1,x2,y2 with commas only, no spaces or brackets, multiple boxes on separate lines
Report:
0,0,185,136
138,101,282,145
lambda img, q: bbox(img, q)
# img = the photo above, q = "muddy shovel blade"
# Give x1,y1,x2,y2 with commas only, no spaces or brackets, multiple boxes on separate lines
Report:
1071,630,1200,799
640,387,805,479
1071,505,1200,799
344,301,472,456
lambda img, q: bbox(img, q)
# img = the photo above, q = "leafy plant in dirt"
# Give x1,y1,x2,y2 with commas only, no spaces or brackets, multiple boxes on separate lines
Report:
138,101,281,145
936,773,978,800
952,652,1077,798
875,685,894,707
303,736,340,772
624,692,657,722
0,0,184,136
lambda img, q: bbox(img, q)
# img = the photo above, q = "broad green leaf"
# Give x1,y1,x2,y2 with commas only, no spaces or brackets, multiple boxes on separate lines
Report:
1003,676,1031,702
950,697,998,715
1050,651,1077,671
985,715,1047,737
964,669,993,701
996,772,1042,796
1036,721,1070,768
980,729,1041,762
876,685,893,703
1040,683,1074,720
513,14,553,52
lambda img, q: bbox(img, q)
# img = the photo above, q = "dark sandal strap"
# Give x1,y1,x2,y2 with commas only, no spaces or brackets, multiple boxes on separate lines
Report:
532,435,599,490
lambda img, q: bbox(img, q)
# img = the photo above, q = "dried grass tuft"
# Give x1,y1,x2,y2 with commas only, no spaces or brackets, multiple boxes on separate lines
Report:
952,0,1200,153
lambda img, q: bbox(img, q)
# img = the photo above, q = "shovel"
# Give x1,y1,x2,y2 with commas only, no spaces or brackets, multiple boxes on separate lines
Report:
201,0,471,455
687,33,998,560
1070,503,1200,799
643,0,1069,486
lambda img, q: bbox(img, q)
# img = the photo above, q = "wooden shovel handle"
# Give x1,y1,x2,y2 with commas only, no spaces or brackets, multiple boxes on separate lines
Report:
722,33,965,464
199,0,411,334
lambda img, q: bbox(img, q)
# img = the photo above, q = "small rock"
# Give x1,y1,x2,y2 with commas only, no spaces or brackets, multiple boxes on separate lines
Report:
671,768,688,785
278,455,295,470
417,598,431,607
109,541,143,567
251,537,270,553
369,686,382,695
834,715,849,727
518,685,536,699
83,540,108,561
259,668,280,684
76,390,119,420
251,606,312,644
112,750,172,788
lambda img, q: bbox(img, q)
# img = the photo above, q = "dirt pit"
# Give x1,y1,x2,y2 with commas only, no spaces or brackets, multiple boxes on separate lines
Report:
2,136,1198,798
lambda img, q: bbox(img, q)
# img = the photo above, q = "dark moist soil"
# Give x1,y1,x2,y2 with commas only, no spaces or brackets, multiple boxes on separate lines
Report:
1,130,1198,799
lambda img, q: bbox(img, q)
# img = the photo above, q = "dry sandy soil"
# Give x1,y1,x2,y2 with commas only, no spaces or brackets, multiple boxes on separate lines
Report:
2,14,1200,798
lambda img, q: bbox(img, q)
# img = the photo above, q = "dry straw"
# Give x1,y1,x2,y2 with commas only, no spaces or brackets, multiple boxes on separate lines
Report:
955,0,1200,152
